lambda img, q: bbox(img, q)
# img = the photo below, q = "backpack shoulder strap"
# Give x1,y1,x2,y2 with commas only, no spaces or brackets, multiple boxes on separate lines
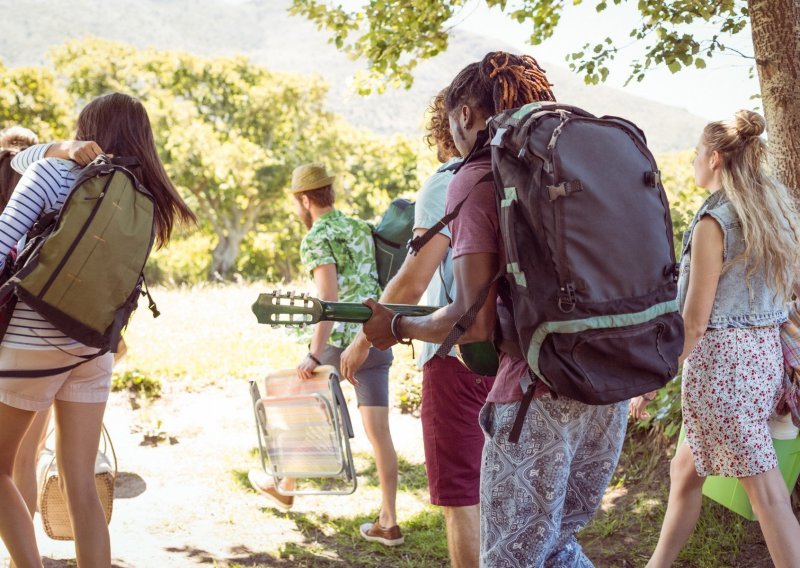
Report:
433,265,505,359
408,131,493,256
408,169,494,255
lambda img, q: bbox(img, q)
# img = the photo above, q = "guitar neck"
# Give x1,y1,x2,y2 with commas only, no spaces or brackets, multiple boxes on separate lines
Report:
320,301,438,324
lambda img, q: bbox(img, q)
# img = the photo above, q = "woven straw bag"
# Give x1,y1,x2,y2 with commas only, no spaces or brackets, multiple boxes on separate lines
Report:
37,424,117,541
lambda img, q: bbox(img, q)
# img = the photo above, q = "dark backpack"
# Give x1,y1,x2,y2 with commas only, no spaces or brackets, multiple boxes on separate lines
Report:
372,197,415,288
0,155,159,376
417,103,683,420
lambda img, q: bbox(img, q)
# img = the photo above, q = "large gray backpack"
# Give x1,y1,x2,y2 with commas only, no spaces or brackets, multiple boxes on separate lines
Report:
489,102,683,406
416,103,684,439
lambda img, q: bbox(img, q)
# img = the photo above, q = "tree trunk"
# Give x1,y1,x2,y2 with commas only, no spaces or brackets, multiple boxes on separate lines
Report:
209,229,247,280
748,0,800,193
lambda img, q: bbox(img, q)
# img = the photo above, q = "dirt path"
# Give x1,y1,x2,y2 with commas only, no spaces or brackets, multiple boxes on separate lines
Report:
1,378,427,568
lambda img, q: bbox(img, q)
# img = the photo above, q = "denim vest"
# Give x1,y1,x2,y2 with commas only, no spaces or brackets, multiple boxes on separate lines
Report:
677,191,787,329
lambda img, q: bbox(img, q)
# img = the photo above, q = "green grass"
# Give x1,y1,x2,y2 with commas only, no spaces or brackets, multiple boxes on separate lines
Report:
276,508,448,567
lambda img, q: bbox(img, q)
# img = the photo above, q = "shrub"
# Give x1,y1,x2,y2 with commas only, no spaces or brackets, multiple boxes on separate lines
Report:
634,373,683,438
390,345,422,415
145,231,213,285
111,369,162,399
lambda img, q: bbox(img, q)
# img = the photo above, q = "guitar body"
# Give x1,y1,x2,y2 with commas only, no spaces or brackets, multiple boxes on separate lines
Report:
253,291,500,376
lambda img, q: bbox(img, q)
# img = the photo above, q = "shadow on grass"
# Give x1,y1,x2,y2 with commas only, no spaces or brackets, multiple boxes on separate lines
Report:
114,471,147,499
165,544,290,567
278,507,448,568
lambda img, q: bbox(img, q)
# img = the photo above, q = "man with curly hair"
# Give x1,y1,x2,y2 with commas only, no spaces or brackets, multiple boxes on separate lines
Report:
341,88,494,567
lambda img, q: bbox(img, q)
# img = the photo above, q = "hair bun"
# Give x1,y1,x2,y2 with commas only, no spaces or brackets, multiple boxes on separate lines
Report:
734,110,765,139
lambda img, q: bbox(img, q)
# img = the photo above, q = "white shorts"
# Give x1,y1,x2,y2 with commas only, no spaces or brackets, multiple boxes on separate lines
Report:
0,346,114,411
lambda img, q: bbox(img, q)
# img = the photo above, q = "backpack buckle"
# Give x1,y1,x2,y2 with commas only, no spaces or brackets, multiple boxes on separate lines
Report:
645,170,661,187
557,282,577,313
546,111,570,150
547,180,583,201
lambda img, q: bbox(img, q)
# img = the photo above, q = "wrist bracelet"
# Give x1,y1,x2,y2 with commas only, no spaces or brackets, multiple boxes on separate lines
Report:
390,313,413,345
307,353,322,365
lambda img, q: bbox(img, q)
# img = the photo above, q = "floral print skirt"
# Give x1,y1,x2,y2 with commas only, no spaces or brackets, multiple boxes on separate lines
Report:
682,326,783,478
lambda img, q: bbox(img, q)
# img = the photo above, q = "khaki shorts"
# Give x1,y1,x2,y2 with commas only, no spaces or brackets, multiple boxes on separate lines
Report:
0,346,114,411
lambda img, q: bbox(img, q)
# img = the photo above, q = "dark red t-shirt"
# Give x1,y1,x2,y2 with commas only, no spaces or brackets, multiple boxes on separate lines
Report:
446,154,530,403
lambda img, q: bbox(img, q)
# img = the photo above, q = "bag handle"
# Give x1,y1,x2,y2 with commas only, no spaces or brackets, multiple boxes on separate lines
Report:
42,422,117,477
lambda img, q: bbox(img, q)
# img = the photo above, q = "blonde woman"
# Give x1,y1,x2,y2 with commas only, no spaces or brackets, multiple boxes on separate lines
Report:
636,111,800,567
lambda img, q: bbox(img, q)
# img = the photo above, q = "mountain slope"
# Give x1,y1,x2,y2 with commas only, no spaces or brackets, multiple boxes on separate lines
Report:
0,0,705,152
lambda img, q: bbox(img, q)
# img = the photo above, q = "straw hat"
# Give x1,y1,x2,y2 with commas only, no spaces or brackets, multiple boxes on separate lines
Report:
288,163,335,194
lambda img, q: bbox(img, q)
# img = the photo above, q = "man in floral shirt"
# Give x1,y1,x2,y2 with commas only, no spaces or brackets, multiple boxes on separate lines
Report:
249,163,402,547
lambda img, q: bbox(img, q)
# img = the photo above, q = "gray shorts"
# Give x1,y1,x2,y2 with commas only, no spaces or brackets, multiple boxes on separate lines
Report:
320,344,393,407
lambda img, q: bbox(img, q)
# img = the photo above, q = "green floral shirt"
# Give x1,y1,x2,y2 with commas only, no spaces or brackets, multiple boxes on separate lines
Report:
300,209,382,348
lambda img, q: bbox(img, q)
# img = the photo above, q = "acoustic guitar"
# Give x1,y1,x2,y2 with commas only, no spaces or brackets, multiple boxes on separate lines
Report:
252,290,499,376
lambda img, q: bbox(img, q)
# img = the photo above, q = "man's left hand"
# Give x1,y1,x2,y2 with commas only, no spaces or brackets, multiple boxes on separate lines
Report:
296,354,318,381
362,298,397,350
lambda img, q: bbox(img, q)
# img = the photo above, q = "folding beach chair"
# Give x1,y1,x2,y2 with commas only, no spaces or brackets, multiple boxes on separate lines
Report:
250,365,357,495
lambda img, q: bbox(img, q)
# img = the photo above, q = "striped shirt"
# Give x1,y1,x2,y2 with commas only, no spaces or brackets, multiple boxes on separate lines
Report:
1,143,82,349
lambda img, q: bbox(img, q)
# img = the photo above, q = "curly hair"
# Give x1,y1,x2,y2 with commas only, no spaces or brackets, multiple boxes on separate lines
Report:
424,88,459,161
0,125,38,151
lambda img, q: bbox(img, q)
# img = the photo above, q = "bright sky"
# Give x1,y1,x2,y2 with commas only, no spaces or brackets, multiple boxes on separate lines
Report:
453,1,760,120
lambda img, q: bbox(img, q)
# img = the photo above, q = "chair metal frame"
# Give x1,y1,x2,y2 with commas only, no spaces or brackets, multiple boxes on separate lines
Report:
250,365,357,496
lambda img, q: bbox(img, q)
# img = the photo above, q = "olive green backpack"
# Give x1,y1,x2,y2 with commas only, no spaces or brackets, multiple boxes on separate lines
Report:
0,156,159,376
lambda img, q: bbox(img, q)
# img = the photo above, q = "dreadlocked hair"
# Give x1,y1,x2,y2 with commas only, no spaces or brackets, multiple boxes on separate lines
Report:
446,51,556,116
424,88,460,161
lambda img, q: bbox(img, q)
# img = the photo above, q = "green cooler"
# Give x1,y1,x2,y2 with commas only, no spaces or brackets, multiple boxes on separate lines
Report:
677,425,800,521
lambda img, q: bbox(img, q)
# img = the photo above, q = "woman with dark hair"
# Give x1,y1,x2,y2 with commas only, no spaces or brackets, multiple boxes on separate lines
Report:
0,92,194,568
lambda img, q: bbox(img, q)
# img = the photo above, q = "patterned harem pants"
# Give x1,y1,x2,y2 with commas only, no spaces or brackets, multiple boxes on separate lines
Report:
479,397,628,567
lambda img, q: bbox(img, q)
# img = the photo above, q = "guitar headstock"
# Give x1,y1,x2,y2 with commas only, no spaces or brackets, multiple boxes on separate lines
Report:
252,290,324,327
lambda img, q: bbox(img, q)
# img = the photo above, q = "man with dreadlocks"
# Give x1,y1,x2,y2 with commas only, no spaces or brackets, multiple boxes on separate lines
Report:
362,51,628,566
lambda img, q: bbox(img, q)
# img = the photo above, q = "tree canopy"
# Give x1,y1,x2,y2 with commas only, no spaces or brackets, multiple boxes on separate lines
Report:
293,0,800,191
1,38,423,281
290,0,751,90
